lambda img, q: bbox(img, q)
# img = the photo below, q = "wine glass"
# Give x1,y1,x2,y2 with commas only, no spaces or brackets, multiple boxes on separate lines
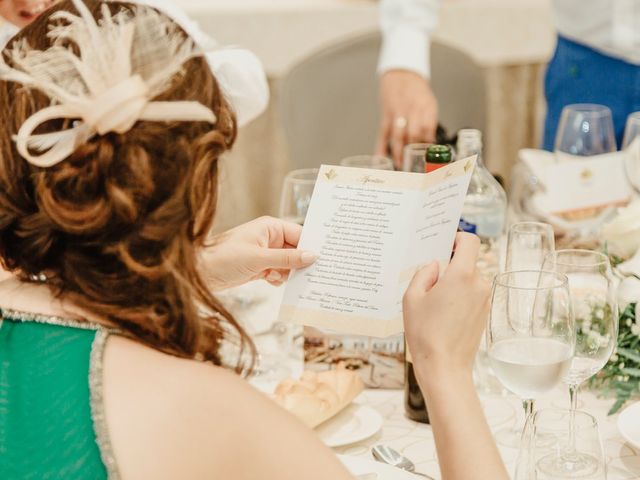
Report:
622,111,640,191
278,168,318,225
504,222,555,272
542,250,617,476
340,155,393,170
488,271,575,447
402,143,430,172
515,409,606,480
554,104,616,158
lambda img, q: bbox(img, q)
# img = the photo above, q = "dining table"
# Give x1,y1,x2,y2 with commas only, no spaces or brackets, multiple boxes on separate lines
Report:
219,279,640,479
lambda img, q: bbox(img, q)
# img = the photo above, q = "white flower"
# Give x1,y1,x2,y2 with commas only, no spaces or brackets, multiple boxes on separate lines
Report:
632,324,640,337
617,276,640,309
611,354,619,362
602,200,640,258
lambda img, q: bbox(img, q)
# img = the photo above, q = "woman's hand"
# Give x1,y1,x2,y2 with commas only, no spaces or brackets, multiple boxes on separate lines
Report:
200,217,317,291
403,233,491,379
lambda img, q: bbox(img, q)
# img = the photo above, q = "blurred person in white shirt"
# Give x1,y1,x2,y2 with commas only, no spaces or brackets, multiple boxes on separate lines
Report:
377,0,640,165
0,0,269,127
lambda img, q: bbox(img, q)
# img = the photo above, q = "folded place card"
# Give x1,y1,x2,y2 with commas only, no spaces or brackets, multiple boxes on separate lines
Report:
521,150,633,217
278,158,475,337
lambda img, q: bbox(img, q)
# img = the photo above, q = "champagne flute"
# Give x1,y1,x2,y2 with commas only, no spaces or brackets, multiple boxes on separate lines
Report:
278,168,318,225
554,104,616,158
515,409,606,480
542,250,617,476
504,222,555,272
622,111,640,192
340,155,393,170
488,271,575,447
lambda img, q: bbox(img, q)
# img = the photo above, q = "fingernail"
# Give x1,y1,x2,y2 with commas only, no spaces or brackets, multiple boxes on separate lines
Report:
301,252,318,264
267,271,282,281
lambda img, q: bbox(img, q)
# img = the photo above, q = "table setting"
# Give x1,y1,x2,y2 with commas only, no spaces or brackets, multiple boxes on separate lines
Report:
219,107,640,479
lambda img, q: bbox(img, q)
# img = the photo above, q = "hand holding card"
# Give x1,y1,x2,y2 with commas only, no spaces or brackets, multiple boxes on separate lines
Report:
278,158,476,337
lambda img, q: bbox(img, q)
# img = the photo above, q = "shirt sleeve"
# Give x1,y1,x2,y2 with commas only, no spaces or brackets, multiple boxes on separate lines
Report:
131,0,270,126
377,0,442,79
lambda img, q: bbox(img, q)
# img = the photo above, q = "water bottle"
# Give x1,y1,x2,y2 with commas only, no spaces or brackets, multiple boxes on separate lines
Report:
457,129,507,243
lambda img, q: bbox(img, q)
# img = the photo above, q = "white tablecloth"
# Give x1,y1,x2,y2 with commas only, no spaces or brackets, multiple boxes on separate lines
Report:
338,389,640,480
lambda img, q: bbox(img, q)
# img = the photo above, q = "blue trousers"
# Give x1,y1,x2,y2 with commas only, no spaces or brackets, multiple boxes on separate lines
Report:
543,36,640,151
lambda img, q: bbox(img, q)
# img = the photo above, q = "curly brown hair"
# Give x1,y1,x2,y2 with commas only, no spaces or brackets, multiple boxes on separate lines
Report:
0,0,255,372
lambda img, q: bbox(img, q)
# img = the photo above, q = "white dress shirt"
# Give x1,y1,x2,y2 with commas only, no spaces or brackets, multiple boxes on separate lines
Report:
0,0,269,126
378,0,640,78
378,0,440,78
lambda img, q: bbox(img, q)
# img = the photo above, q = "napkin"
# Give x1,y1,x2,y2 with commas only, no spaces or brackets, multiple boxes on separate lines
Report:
274,369,364,428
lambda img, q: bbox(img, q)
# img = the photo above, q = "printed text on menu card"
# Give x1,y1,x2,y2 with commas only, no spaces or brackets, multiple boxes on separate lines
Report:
279,157,476,337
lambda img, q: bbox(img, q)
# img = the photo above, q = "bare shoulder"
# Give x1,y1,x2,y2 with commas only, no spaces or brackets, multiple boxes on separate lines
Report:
102,336,268,479
102,336,353,480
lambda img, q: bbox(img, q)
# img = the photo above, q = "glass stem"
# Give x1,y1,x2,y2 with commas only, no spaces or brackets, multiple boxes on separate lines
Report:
568,383,579,454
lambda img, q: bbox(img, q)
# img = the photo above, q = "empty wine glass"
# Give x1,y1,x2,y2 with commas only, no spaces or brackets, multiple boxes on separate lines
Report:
340,155,393,170
555,104,616,158
402,143,430,172
504,222,555,272
488,271,575,447
278,168,318,225
515,409,606,480
622,111,640,192
542,250,617,476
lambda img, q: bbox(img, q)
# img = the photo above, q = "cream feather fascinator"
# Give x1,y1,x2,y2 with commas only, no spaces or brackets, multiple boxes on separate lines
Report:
0,0,217,168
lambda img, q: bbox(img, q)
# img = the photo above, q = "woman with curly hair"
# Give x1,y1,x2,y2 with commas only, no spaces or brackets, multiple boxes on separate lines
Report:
0,1,506,479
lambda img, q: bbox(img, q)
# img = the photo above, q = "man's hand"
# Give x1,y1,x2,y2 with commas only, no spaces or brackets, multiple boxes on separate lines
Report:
376,69,439,169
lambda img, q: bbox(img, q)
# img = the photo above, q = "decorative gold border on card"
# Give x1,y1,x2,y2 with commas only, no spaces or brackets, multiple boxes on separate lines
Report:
316,156,476,191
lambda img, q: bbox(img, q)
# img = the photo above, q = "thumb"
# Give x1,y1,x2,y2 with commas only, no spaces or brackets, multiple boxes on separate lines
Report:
406,262,440,296
258,248,318,272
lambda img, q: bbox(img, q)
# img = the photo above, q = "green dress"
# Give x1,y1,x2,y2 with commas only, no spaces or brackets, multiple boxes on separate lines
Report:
0,308,119,479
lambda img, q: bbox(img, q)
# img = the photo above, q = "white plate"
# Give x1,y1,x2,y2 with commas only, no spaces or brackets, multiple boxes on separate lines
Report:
316,403,383,447
618,401,640,449
338,455,420,479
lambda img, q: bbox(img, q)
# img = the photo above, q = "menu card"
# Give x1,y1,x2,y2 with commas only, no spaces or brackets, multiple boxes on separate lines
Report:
278,157,476,338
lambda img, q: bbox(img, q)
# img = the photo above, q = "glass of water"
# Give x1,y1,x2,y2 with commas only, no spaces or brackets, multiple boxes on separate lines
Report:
515,409,606,480
542,250,617,476
488,270,575,446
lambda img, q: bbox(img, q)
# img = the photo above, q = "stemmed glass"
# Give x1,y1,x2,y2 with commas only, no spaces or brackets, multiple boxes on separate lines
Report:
515,409,606,480
488,271,575,447
554,104,617,158
622,111,640,191
542,250,617,476
278,168,318,225
505,222,555,272
340,155,393,170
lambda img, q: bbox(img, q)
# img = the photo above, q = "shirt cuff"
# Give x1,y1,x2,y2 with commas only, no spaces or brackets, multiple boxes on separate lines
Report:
377,27,430,79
